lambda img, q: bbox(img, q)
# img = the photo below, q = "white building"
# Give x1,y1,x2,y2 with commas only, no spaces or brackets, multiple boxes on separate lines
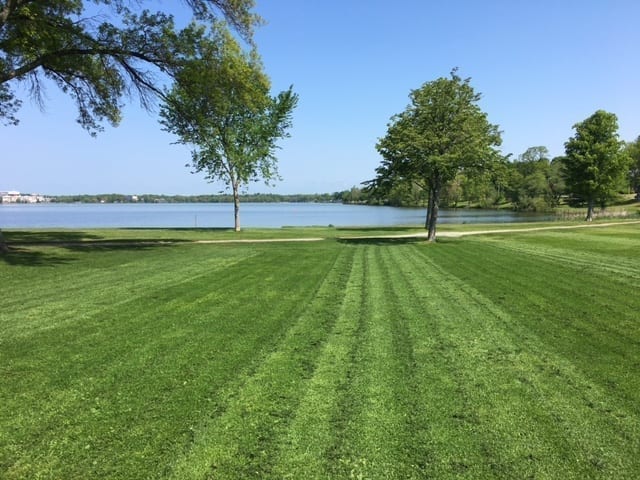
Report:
0,191,50,203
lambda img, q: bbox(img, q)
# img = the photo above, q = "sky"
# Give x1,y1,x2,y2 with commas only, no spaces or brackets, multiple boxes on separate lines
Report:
3,0,640,195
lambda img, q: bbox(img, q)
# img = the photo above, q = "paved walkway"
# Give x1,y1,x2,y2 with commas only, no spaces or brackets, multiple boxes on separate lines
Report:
342,220,640,241
6,220,639,248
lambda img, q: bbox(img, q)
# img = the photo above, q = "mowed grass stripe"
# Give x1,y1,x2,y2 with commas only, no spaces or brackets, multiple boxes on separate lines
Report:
387,243,509,478
323,245,421,479
382,243,492,477
2,227,640,479
274,243,436,479
268,245,364,478
411,239,640,478
458,236,639,349
0,245,254,337
397,244,596,477
1,242,342,479
166,245,355,479
480,229,640,281
3,245,265,477
374,244,436,477
429,237,640,409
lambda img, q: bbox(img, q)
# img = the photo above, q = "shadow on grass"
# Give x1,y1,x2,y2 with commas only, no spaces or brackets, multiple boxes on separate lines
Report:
3,230,105,244
336,226,422,232
3,230,196,246
1,230,177,267
1,246,73,267
3,229,232,243
337,235,463,246
119,227,234,233
338,236,428,246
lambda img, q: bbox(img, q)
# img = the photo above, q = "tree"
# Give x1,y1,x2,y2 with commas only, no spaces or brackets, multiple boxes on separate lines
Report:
547,157,566,207
0,1,258,133
461,169,501,208
367,70,502,241
561,110,630,221
1,0,259,253
625,136,640,199
506,146,554,211
159,24,297,231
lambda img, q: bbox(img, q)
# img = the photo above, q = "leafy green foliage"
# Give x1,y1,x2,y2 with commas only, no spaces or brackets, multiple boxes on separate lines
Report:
369,69,502,240
2,225,640,478
503,147,565,211
0,0,259,133
159,23,298,230
362,146,568,211
48,192,349,204
625,136,640,197
561,110,630,220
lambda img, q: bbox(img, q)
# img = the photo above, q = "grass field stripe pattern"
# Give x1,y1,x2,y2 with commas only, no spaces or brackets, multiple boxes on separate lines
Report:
268,245,366,477
166,246,354,478
425,236,640,407
408,241,640,477
1,224,639,478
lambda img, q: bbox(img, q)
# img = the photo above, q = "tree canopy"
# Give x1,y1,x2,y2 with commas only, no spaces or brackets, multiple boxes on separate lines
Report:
159,24,298,231
626,136,640,198
0,0,259,252
561,110,630,221
368,70,502,241
0,0,259,134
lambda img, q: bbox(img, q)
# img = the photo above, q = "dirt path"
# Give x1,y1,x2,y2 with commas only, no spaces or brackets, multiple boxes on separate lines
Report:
337,219,640,241
441,219,640,237
6,220,639,248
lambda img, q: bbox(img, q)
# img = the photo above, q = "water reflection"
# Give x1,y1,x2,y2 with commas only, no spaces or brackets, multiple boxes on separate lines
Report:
0,202,554,228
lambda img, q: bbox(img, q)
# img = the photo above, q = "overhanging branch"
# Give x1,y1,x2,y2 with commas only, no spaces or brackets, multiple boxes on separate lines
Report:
1,47,170,84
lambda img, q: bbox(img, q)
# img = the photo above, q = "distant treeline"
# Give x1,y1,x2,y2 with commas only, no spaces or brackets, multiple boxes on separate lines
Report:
360,144,640,211
50,192,349,204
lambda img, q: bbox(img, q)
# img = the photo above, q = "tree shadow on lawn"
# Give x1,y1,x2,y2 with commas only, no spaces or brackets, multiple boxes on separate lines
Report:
1,230,98,267
336,226,423,233
1,246,73,267
3,229,224,244
120,227,233,233
338,236,427,246
3,229,197,246
337,236,461,246
1,233,176,267
3,230,105,244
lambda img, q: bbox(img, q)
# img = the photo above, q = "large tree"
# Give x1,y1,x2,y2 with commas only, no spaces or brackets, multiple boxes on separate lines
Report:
0,0,258,253
0,0,259,133
159,24,298,231
367,70,502,241
561,110,630,221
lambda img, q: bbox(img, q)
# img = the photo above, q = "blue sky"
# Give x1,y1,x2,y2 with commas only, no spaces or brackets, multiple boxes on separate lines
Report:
3,0,640,195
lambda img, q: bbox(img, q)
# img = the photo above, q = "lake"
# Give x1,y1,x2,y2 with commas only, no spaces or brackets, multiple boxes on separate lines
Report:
0,202,554,229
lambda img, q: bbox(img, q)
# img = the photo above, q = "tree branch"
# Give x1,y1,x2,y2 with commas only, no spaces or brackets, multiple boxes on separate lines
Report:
0,0,24,28
1,46,170,84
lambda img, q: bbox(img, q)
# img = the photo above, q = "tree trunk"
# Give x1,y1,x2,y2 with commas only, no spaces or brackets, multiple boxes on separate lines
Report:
424,188,433,229
232,183,241,232
585,197,594,222
425,181,440,242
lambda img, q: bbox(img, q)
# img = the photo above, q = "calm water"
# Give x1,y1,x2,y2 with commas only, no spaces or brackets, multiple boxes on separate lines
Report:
0,202,553,229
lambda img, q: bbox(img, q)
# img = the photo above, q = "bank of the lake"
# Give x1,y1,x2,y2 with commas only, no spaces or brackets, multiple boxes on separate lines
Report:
0,202,554,229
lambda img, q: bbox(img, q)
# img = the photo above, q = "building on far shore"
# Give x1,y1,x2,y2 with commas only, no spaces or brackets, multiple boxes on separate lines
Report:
0,191,51,203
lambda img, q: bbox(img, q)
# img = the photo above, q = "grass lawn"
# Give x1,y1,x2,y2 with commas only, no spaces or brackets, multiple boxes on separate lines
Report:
1,223,639,478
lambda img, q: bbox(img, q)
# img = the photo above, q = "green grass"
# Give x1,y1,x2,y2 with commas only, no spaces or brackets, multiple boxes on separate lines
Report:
5,217,638,245
1,224,639,478
1,226,430,251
